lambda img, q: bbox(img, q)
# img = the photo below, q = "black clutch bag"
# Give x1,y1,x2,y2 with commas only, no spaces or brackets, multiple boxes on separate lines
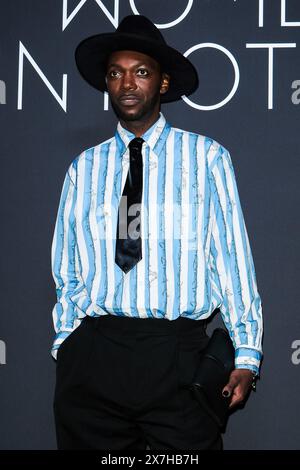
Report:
189,328,235,428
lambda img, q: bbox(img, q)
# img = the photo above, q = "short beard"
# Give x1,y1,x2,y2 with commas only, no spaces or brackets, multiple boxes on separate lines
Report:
110,91,161,123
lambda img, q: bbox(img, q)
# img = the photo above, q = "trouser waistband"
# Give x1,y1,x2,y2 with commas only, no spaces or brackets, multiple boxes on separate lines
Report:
85,314,207,335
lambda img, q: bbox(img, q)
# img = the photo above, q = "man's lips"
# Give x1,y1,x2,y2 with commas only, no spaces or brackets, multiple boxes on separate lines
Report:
118,95,141,106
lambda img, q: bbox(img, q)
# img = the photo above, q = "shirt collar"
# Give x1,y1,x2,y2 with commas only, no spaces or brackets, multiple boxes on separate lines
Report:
115,112,171,158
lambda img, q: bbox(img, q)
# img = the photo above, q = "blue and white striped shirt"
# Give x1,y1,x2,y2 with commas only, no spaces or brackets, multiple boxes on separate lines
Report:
51,112,263,374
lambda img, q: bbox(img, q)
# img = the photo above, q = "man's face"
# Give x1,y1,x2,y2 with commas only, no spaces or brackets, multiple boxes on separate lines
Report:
105,50,169,123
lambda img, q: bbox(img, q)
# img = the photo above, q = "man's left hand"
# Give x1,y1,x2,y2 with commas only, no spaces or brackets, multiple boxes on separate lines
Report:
222,369,254,409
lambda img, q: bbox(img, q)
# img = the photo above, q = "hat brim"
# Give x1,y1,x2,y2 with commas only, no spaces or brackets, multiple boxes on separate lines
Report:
75,32,198,103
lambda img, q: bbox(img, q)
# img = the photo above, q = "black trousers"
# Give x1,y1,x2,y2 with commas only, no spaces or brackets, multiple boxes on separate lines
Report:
53,314,222,450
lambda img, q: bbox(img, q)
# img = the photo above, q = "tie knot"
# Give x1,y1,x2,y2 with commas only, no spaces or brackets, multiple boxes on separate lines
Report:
128,137,144,152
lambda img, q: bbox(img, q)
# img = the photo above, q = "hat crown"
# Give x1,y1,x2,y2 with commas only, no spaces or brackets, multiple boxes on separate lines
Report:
75,14,198,102
116,15,166,44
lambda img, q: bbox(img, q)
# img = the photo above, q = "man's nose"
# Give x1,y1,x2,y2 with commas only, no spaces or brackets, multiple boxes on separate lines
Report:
121,72,137,90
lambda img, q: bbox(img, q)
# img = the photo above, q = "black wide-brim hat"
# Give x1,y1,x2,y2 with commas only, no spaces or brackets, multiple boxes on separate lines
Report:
75,15,198,103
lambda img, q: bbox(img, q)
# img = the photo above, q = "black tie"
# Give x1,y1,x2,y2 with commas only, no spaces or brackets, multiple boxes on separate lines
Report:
115,137,144,273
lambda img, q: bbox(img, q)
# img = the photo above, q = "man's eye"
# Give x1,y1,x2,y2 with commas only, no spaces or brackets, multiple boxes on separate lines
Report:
137,69,149,76
108,70,120,78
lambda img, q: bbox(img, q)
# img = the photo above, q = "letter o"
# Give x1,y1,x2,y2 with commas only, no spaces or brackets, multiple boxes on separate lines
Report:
182,43,240,110
129,0,194,29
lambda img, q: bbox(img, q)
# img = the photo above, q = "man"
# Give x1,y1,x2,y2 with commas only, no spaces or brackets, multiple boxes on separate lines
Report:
51,15,263,450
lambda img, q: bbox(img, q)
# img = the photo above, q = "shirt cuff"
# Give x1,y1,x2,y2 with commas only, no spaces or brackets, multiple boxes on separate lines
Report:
51,348,58,360
234,347,262,376
51,329,74,361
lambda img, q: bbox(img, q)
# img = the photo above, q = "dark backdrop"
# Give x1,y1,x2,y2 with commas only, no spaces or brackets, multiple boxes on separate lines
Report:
1,0,300,450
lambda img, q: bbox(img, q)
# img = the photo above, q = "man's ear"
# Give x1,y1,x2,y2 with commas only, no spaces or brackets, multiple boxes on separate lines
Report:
160,73,170,95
